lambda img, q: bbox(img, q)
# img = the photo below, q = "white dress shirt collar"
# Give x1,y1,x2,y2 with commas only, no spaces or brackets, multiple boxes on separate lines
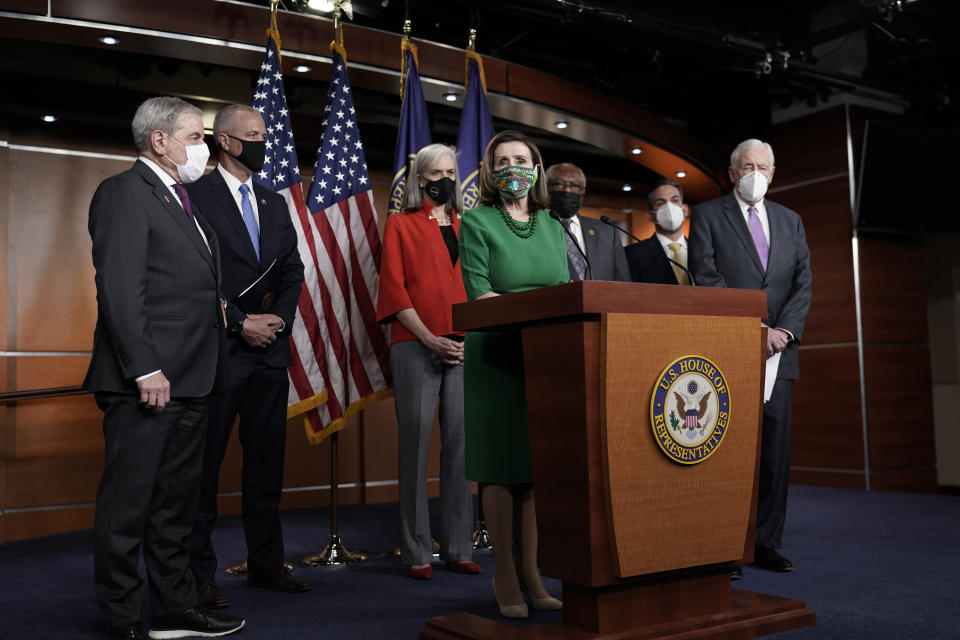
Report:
217,164,260,226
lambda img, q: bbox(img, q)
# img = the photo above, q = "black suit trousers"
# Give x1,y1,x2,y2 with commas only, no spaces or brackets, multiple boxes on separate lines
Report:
756,379,793,550
93,392,206,627
190,354,289,580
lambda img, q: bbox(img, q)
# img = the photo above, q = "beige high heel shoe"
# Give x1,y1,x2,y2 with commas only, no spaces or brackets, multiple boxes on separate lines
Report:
529,594,563,611
493,578,529,619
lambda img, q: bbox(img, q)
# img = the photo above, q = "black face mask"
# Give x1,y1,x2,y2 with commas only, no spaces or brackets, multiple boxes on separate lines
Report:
225,134,266,172
424,177,455,205
550,190,582,219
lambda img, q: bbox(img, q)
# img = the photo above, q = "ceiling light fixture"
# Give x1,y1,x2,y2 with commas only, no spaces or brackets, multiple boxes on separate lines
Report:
98,35,119,45
631,147,642,155
443,91,459,102
293,64,311,73
554,120,569,130
676,171,687,178
307,0,336,12
622,184,632,192
42,115,58,123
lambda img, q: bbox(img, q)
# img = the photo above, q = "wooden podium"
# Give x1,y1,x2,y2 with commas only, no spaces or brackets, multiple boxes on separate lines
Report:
422,281,815,640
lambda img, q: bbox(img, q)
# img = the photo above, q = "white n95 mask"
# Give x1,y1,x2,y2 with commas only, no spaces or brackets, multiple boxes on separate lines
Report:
738,171,768,203
655,202,685,232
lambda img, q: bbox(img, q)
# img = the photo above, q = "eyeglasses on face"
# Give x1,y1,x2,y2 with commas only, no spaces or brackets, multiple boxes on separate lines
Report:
547,180,585,193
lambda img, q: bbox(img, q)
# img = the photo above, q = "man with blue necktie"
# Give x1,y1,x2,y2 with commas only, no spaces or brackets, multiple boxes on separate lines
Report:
688,139,812,579
186,104,308,607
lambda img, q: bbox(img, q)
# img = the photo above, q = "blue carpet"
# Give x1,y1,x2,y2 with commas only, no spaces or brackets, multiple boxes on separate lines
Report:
1,485,958,639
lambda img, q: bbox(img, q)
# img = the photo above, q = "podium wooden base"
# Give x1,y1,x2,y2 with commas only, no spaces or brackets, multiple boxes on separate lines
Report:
420,589,815,640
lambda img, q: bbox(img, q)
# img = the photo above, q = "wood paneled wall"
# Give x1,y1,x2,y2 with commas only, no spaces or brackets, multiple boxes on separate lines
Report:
770,106,938,492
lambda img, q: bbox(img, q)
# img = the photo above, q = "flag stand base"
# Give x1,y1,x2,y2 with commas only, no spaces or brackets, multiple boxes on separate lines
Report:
302,533,367,566
472,520,491,550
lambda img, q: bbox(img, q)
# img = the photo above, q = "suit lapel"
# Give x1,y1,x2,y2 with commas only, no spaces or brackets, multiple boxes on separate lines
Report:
764,201,790,283
211,170,261,265
580,217,601,263
720,193,765,275
135,161,216,274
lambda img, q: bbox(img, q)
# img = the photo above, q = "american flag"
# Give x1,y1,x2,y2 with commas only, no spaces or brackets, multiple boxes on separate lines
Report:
300,43,391,442
251,32,333,441
252,32,390,443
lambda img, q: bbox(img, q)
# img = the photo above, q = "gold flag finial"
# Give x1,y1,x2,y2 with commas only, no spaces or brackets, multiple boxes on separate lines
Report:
403,19,412,41
467,28,477,52
330,0,352,60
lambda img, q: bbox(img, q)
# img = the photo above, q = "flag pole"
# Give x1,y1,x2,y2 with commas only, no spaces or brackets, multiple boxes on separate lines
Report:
462,25,492,551
302,0,366,567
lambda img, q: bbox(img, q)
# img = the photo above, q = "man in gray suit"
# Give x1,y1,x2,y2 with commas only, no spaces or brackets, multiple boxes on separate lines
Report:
688,139,812,577
84,96,244,640
546,163,630,282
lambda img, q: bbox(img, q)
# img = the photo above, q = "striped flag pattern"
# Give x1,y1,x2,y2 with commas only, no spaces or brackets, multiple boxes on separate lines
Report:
251,32,333,440
300,42,392,443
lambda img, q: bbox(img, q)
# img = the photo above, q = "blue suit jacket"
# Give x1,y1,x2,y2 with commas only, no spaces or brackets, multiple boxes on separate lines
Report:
186,168,304,368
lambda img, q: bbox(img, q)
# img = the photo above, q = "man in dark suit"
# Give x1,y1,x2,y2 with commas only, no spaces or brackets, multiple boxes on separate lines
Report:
624,178,692,285
84,96,244,640
688,139,812,577
546,163,629,282
186,104,308,607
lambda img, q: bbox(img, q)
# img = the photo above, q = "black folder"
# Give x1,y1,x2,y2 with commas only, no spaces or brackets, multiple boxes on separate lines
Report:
235,258,279,313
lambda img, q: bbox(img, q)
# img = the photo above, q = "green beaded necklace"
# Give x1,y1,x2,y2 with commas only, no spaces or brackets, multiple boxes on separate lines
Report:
495,203,538,239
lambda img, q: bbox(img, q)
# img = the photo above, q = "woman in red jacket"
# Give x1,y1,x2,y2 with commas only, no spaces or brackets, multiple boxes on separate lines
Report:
377,143,481,580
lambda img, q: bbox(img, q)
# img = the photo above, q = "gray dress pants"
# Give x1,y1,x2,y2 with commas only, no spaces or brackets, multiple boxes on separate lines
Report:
391,340,473,565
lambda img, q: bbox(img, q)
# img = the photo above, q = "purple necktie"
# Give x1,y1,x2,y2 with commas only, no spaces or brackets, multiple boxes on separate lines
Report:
747,205,769,271
171,183,195,223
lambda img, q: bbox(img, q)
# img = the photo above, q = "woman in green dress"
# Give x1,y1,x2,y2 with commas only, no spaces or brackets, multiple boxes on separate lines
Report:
459,131,569,619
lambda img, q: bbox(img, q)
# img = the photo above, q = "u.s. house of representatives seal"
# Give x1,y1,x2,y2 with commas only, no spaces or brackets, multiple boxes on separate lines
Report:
650,355,731,465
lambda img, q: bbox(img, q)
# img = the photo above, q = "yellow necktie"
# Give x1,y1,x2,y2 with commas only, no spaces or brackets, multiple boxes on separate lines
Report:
667,242,690,285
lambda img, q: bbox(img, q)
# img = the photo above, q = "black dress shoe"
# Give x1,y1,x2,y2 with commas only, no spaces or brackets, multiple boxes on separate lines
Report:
753,547,793,572
730,565,743,580
109,623,147,640
148,606,244,639
197,579,230,609
247,566,312,593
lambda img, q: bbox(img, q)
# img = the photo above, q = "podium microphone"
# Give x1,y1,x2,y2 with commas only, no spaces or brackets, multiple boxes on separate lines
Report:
599,215,696,286
550,210,593,281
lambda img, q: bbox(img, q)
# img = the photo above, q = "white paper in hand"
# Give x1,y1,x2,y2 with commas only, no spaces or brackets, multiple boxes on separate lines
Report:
764,351,781,403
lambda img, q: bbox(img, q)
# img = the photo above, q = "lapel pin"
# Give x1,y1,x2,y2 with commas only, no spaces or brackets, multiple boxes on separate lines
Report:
260,198,267,205
163,195,171,203
588,229,596,236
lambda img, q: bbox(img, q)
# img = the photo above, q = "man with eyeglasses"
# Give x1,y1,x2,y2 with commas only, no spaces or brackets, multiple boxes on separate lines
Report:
546,163,629,282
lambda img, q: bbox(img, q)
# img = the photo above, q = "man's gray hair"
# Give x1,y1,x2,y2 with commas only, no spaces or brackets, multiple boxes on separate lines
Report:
545,163,587,189
647,178,684,210
401,143,464,214
730,139,775,169
213,104,261,139
131,96,202,153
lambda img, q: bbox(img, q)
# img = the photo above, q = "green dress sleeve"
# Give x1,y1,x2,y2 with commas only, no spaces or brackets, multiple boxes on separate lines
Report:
459,208,492,300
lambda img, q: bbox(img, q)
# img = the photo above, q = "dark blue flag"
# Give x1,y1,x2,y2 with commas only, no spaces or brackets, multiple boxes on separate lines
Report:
455,50,496,211
389,41,431,216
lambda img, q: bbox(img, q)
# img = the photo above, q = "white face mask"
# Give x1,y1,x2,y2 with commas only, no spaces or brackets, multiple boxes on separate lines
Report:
164,134,210,184
738,171,768,203
655,201,685,232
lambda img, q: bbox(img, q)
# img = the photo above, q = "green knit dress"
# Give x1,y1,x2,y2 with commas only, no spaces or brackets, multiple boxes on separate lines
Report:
458,205,569,484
